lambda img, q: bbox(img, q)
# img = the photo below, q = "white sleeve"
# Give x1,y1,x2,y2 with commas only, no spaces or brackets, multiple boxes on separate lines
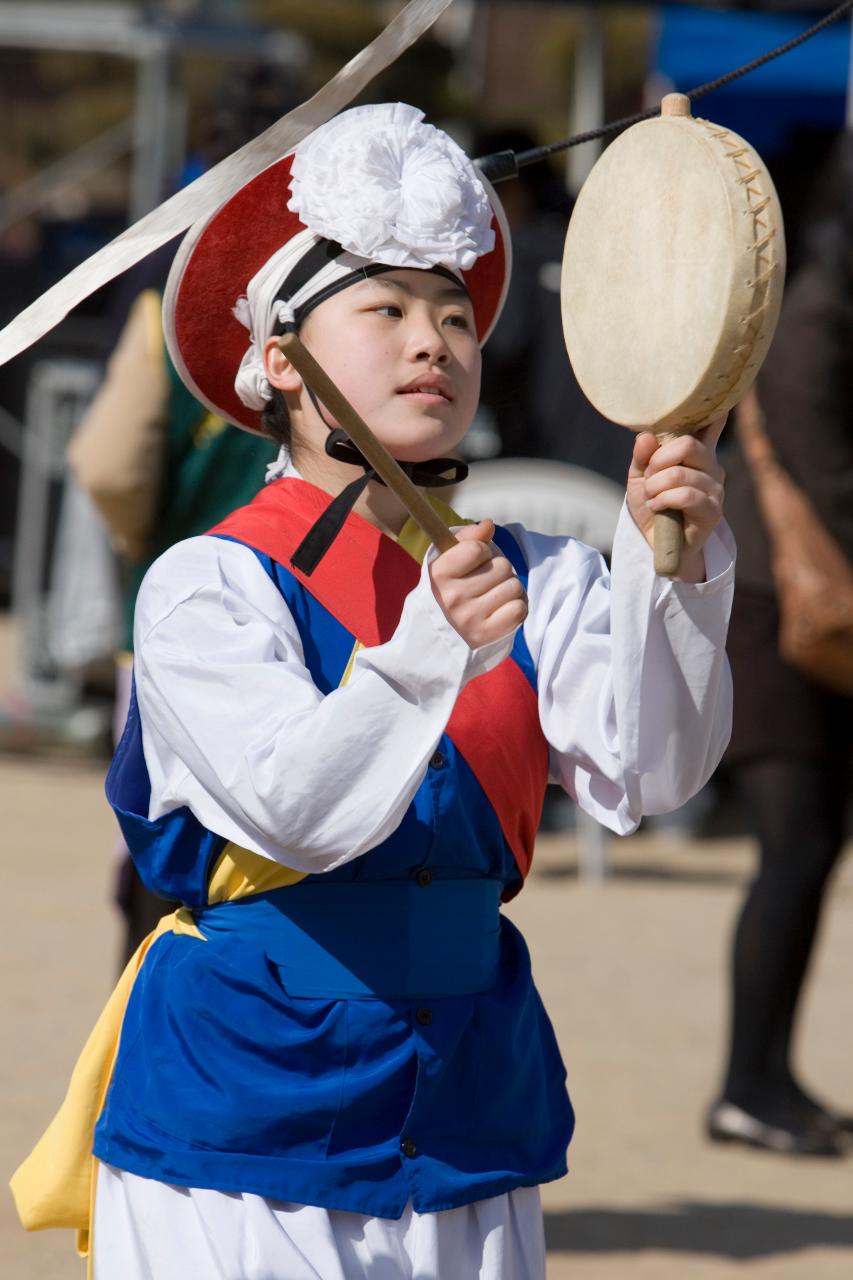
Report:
134,537,514,873
516,504,735,834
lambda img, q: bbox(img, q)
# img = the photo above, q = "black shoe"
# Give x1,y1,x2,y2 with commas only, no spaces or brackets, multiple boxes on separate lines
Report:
706,1100,846,1158
775,1083,853,1140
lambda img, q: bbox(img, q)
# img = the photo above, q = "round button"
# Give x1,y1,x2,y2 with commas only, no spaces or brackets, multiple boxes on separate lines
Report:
415,868,433,887
429,750,446,770
415,1007,433,1027
400,1137,417,1158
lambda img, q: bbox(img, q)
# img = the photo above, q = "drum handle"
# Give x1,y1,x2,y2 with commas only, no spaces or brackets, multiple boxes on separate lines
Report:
653,508,684,577
277,332,457,554
653,427,690,576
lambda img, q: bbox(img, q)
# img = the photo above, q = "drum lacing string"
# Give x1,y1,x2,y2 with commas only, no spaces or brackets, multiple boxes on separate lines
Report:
703,124,780,298
703,131,781,301
749,231,777,256
741,303,773,328
748,267,778,291
476,0,853,183
694,117,779,401
744,196,772,218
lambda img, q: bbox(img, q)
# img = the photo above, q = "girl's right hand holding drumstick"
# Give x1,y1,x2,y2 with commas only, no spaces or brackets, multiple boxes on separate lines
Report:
430,520,528,648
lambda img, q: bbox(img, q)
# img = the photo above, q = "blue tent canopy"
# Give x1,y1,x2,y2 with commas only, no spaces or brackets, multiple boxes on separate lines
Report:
656,4,850,154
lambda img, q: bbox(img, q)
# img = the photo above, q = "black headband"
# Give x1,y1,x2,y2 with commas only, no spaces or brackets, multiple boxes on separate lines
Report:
271,237,471,335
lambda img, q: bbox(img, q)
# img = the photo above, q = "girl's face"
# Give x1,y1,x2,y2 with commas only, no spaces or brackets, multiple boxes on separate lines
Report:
265,267,482,463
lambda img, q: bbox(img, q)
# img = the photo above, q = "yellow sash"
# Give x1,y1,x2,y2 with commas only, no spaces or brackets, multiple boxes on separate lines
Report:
9,858,299,1261
10,910,201,1255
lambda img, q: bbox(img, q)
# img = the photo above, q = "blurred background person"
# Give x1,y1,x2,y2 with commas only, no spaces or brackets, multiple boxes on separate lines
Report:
707,133,853,1157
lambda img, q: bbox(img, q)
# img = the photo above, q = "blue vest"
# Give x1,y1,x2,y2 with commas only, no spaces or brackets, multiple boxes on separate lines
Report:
95,515,575,1217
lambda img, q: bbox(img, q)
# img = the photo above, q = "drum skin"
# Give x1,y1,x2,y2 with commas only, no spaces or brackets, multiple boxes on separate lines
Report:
561,113,786,433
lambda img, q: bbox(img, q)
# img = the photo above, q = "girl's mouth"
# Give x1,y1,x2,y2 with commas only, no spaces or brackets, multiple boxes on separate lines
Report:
397,375,453,402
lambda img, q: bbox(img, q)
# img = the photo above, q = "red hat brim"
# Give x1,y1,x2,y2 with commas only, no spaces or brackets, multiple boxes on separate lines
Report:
163,151,511,434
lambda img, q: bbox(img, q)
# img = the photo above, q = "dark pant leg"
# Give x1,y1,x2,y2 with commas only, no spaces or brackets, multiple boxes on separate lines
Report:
722,755,847,1119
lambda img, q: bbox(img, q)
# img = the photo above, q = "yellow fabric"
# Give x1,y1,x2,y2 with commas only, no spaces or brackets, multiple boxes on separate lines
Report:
207,842,307,902
339,638,363,686
10,491,471,1257
9,909,200,1252
10,863,304,1252
397,496,470,562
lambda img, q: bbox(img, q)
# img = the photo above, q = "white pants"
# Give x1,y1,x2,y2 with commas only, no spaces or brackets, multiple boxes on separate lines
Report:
93,1163,546,1280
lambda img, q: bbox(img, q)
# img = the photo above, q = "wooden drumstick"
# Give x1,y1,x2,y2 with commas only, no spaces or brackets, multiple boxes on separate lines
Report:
277,331,457,553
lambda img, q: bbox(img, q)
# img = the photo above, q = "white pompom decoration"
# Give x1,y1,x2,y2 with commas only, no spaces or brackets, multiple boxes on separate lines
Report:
288,103,494,271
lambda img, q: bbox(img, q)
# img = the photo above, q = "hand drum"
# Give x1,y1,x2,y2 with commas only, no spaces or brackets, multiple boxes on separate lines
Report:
561,93,785,575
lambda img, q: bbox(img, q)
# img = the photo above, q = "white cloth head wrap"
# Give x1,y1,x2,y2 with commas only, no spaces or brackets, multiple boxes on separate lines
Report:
232,102,495,412
233,230,375,411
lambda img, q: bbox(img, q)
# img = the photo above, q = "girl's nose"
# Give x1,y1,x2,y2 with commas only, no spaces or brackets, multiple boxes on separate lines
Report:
409,321,450,364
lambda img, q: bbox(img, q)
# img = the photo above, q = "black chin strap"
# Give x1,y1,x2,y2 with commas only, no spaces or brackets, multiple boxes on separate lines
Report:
290,403,468,576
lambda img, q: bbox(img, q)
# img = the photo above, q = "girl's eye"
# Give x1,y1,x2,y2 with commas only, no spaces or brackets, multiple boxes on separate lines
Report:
445,313,471,330
373,304,403,318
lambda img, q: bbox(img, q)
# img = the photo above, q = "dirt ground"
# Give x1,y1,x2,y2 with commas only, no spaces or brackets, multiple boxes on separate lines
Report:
2,625,852,1278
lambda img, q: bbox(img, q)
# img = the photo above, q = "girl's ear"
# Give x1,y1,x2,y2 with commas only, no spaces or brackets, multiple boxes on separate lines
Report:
264,336,302,393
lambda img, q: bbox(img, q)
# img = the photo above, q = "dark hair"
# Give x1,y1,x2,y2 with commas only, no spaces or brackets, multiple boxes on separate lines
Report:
261,387,292,451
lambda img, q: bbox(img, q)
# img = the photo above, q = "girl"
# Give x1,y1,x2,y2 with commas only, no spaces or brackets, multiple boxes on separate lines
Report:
15,102,733,1279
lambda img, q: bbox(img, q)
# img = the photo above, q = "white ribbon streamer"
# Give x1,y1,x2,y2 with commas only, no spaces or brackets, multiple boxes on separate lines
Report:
0,0,454,369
